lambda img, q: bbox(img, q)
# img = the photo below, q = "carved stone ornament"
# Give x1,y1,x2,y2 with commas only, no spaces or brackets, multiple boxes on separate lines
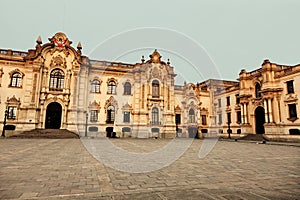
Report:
48,32,72,56
7,95,21,105
122,103,132,111
89,100,100,109
50,55,67,68
151,67,160,79
105,96,118,109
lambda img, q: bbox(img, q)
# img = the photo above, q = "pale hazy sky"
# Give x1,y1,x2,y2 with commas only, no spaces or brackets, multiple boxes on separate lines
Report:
0,0,299,83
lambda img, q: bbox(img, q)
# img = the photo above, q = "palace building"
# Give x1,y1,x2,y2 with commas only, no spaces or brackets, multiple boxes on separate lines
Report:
0,32,299,140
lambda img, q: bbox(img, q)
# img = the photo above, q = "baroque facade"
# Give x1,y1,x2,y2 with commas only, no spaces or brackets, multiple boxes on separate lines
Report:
0,32,299,140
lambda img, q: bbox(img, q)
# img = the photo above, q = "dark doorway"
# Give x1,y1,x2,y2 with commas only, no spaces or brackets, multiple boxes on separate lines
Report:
106,127,113,137
45,102,62,129
255,106,265,134
188,127,198,138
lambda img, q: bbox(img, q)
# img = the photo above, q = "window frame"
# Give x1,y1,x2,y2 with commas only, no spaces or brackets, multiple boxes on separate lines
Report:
90,110,98,122
201,114,207,125
10,72,22,88
106,105,115,123
288,104,297,120
287,80,294,94
152,80,160,98
91,79,101,93
49,69,64,91
123,111,130,123
107,81,116,94
7,106,17,119
123,82,131,95
151,107,159,125
189,109,195,123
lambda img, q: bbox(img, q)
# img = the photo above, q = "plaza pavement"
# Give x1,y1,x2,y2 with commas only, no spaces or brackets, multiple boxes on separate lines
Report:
0,138,299,199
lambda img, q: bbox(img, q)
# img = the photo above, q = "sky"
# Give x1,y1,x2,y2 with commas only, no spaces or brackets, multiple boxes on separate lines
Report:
0,0,299,83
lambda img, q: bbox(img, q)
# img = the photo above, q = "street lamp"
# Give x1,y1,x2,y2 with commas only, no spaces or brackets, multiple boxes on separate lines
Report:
227,112,232,139
85,112,88,137
2,109,8,137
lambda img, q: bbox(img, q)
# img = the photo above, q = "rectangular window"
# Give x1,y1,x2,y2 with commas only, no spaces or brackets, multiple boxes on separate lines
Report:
218,99,221,107
236,94,240,104
218,113,222,125
226,96,230,106
288,104,297,119
237,111,241,124
90,110,98,122
7,106,17,119
227,112,231,123
175,114,181,124
201,115,207,125
287,80,294,94
123,111,130,123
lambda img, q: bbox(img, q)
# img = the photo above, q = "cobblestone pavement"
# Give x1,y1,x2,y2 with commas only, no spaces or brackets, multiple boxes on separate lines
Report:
0,138,299,199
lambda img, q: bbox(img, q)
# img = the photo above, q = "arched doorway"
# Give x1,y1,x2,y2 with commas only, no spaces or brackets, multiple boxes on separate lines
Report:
255,106,265,134
45,102,62,129
188,127,198,138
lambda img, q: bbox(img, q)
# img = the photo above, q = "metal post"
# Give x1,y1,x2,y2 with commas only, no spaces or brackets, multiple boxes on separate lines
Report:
227,121,231,139
2,110,8,137
85,112,88,137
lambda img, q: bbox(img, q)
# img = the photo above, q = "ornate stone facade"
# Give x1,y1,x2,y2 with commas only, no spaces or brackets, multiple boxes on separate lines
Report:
0,33,299,140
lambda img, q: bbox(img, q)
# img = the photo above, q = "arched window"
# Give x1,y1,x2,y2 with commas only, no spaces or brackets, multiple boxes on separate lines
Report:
151,107,159,125
106,105,115,123
189,109,195,123
255,83,261,98
49,69,64,90
10,73,22,87
91,79,100,93
124,82,131,95
107,81,116,94
152,80,159,98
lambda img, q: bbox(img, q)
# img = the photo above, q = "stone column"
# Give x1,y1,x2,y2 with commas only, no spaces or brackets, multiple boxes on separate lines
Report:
268,98,273,123
244,103,248,124
264,99,269,123
241,103,244,124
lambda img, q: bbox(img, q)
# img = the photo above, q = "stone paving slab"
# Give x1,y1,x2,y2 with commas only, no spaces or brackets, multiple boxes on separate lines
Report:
0,138,299,199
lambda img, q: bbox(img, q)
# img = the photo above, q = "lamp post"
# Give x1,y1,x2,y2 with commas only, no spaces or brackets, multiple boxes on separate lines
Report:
227,120,231,139
2,110,8,137
85,112,88,137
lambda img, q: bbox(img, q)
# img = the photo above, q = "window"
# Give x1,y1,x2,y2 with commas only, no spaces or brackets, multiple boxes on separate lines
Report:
287,80,294,94
218,99,221,107
106,105,115,123
91,79,100,93
123,111,130,123
49,69,64,90
255,83,261,98
7,106,17,119
218,113,222,125
175,114,181,124
201,115,207,125
151,107,159,124
90,110,98,122
152,80,159,98
189,109,195,123
227,112,231,123
288,104,297,120
107,81,116,94
237,111,241,124
124,82,131,95
236,94,240,104
226,96,230,106
10,73,22,87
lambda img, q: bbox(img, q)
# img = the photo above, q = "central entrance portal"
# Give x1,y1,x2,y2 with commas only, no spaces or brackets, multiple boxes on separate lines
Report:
45,102,62,129
188,127,198,138
255,106,265,134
